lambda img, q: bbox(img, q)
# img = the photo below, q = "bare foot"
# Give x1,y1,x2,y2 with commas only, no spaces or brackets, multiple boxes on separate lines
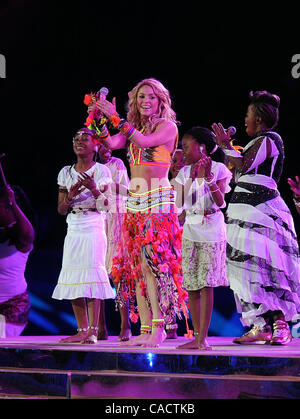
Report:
143,329,166,348
198,338,212,350
176,338,212,350
59,331,87,343
176,338,199,350
118,327,132,342
121,333,151,346
81,328,98,344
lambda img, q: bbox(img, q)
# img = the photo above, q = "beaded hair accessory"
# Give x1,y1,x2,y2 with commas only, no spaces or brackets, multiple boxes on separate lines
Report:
83,89,110,134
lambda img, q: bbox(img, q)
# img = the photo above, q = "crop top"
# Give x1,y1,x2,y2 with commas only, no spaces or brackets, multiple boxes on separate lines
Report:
126,132,178,167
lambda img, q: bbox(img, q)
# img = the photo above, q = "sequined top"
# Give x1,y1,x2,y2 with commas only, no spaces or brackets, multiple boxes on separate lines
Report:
126,130,179,168
127,142,174,167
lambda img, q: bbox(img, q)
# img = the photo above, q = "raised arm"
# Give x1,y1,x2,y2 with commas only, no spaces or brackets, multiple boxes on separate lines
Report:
6,185,35,253
212,122,274,174
212,123,244,171
96,98,177,149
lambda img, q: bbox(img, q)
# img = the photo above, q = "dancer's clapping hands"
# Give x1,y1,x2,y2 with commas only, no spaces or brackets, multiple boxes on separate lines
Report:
191,153,213,181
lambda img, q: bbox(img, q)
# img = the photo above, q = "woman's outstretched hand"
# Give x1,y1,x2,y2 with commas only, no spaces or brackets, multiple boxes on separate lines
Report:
211,122,231,148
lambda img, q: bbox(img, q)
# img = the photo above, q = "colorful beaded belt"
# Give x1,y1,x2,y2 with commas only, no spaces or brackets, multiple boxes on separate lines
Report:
126,187,175,212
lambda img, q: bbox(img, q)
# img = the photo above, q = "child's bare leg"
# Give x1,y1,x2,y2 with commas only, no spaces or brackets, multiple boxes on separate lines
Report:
81,298,101,344
176,290,200,349
113,280,132,341
97,299,108,340
59,298,88,343
118,300,132,341
197,287,213,350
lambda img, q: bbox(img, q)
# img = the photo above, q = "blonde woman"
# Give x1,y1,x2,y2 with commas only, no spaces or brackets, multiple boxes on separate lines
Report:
93,78,188,347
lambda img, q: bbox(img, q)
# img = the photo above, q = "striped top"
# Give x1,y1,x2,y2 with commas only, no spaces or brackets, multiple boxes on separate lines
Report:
127,142,173,167
126,127,179,168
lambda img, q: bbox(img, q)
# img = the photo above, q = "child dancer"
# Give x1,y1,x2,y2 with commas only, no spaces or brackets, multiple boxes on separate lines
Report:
97,143,131,341
174,127,232,350
52,128,115,344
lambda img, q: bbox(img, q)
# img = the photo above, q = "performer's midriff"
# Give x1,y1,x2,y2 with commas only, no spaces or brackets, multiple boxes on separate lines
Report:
127,141,174,193
129,165,171,194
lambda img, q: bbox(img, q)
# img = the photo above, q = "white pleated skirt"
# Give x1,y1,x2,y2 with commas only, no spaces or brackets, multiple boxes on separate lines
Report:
226,185,300,327
52,212,115,300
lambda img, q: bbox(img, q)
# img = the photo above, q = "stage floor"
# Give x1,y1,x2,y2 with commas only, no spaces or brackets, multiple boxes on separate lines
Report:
1,336,300,399
1,335,300,357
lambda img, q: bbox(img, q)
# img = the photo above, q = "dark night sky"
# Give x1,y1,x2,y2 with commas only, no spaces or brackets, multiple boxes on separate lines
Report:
1,1,300,242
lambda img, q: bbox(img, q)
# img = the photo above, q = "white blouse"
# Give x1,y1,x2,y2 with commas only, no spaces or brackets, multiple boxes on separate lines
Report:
175,161,232,243
57,162,112,211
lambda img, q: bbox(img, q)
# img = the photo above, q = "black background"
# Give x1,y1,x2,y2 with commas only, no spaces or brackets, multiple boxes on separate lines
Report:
1,1,299,335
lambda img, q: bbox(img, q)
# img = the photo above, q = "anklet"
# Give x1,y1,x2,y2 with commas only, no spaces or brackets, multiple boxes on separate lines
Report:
77,327,88,332
88,326,99,331
141,325,152,334
166,323,178,331
152,318,165,328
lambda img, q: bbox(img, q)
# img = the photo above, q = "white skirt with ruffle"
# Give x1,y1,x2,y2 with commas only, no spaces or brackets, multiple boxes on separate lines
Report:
52,212,115,300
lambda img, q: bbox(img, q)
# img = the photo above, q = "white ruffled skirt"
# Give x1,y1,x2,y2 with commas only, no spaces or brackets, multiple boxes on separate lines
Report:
52,212,115,300
226,181,300,327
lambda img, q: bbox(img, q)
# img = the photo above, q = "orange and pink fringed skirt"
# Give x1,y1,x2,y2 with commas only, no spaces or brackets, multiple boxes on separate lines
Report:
111,187,190,329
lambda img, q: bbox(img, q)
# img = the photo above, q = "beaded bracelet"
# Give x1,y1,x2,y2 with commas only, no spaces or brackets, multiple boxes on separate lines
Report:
98,123,110,141
121,124,136,140
112,116,137,140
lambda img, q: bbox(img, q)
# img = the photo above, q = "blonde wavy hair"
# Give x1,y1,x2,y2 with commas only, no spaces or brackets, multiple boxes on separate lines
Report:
126,78,178,132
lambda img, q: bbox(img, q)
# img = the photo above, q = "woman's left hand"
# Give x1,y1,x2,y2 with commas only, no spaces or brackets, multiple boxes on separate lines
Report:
95,97,117,119
211,122,231,148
